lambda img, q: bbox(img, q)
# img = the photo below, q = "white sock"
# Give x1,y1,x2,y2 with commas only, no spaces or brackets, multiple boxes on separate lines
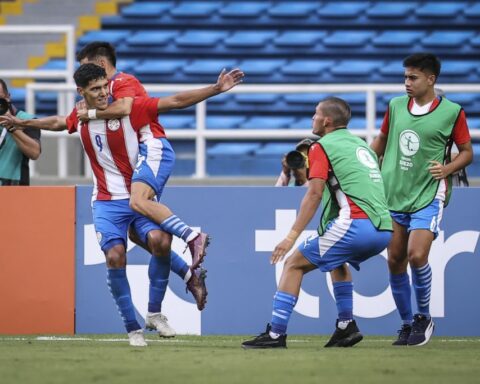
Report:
186,231,199,243
269,331,281,339
184,268,192,283
337,320,352,330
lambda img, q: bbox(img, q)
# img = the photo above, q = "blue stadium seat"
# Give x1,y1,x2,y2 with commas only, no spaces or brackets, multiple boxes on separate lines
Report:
183,60,238,75
470,35,480,47
379,62,404,77
273,31,326,47
342,93,366,105
348,117,366,129
135,59,187,75
219,2,269,18
116,59,140,73
323,31,375,47
235,94,279,104
255,143,297,156
170,2,222,18
159,115,195,129
284,94,330,105
206,116,246,129
468,119,480,129
39,59,66,70
318,2,368,18
237,59,286,75
175,31,228,47
126,31,178,46
78,30,129,46
422,32,474,47
415,2,466,18
224,31,276,47
207,142,260,156
293,117,313,129
465,3,480,18
9,88,26,104
121,2,173,17
281,60,334,76
372,31,425,46
366,2,416,18
242,116,295,129
207,142,263,175
446,93,478,106
331,61,381,76
440,61,478,76
268,2,318,18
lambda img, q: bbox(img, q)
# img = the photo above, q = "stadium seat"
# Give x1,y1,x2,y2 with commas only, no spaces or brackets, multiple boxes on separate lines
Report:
268,2,318,18
281,60,334,76
440,61,478,76
207,142,260,156
170,2,222,18
366,2,416,18
464,3,480,18
379,62,404,77
422,32,474,47
318,2,368,18
348,117,366,129
115,59,140,73
323,31,375,47
235,94,279,104
237,59,286,75
183,59,238,75
121,2,173,17
126,31,178,46
372,31,425,46
175,31,228,47
470,35,480,47
39,59,66,69
415,2,466,18
242,116,295,129
224,31,276,47
135,59,187,75
273,31,326,47
284,94,330,105
255,143,297,156
219,2,269,18
293,117,314,129
159,115,195,129
78,31,129,46
331,61,381,76
206,115,246,129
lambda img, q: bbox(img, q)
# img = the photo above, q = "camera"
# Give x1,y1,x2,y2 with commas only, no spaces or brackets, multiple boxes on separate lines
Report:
286,150,307,169
0,98,11,115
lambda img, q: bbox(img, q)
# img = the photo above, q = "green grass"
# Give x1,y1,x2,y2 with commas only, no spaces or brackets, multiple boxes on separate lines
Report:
1,335,479,384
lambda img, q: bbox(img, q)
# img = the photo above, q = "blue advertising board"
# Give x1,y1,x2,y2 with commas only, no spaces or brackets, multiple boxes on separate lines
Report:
75,186,480,336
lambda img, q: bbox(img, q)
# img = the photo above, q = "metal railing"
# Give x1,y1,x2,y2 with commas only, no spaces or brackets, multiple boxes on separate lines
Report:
26,82,480,179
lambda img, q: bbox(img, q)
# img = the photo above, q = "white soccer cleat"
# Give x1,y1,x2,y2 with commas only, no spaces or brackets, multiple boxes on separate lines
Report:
145,312,176,338
128,329,147,347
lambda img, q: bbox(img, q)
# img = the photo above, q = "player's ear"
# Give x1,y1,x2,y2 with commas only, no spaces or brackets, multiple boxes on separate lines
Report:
77,87,84,97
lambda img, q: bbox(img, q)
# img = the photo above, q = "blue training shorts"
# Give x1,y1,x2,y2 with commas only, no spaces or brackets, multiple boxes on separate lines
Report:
299,218,392,272
132,138,175,200
92,199,162,252
390,199,444,238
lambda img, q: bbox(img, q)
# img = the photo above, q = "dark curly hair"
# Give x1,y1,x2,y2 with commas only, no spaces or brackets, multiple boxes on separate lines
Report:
403,53,441,80
76,41,117,67
73,63,107,88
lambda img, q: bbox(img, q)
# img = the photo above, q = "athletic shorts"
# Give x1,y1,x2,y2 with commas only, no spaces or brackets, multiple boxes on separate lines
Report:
390,199,444,238
132,138,175,199
299,218,392,272
92,199,162,252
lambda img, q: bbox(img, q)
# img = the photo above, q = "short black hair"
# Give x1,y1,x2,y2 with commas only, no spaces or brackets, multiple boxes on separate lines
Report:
76,41,117,67
0,79,9,95
319,97,351,127
73,63,107,88
403,53,441,79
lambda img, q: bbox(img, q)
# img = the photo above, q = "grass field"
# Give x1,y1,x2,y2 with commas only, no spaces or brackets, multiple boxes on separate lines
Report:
1,335,479,384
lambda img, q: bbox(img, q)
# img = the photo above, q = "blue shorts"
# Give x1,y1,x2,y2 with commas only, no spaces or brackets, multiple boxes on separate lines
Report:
92,199,162,252
132,138,175,200
390,199,443,238
299,218,392,272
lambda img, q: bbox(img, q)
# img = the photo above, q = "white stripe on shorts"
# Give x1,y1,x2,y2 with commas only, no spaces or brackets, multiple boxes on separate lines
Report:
319,218,353,257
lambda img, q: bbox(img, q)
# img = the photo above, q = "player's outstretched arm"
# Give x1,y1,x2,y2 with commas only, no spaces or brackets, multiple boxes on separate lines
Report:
156,68,244,113
270,178,325,264
0,113,67,132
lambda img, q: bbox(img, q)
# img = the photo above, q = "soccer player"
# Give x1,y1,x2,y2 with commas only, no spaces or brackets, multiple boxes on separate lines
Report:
242,97,393,349
1,63,243,346
370,53,473,346
75,42,220,271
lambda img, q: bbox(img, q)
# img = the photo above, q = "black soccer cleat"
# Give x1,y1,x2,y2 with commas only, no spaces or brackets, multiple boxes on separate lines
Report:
407,314,434,346
324,319,363,348
392,324,412,346
242,324,287,349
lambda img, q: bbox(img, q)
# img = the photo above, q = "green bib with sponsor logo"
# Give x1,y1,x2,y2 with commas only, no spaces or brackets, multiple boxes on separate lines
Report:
381,96,461,212
318,128,392,235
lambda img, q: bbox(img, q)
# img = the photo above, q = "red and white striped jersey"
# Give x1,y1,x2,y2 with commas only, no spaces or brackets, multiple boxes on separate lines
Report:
66,97,159,201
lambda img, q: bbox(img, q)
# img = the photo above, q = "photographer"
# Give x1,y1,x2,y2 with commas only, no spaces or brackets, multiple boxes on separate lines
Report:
275,138,313,187
0,79,41,185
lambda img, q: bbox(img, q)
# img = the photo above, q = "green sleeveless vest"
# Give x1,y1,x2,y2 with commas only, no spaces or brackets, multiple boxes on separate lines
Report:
0,110,35,183
318,129,393,235
381,96,461,212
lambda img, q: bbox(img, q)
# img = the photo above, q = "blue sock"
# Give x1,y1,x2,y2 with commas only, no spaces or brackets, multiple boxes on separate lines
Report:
148,255,170,313
271,291,297,335
333,281,353,321
170,251,190,281
107,268,140,333
411,263,432,318
160,214,195,242
390,272,413,325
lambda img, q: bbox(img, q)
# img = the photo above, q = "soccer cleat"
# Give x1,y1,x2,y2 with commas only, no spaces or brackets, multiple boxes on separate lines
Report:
187,233,210,269
407,314,434,346
186,267,208,310
145,312,176,338
392,324,412,346
128,329,147,347
324,319,363,348
241,324,287,349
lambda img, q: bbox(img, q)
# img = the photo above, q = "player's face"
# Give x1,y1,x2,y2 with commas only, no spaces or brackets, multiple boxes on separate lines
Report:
404,67,435,99
312,103,328,136
79,78,109,110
